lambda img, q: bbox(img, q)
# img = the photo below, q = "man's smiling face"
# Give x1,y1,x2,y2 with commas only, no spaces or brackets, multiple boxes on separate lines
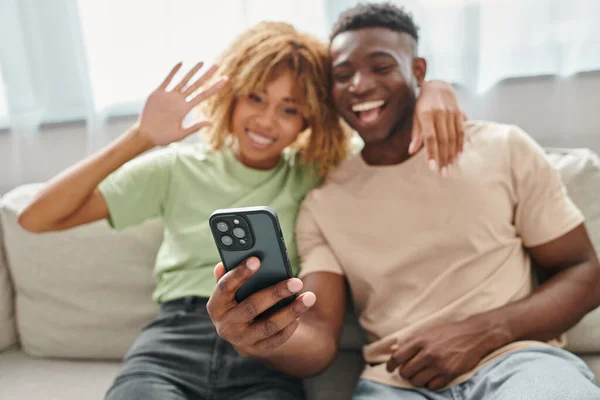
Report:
330,27,424,145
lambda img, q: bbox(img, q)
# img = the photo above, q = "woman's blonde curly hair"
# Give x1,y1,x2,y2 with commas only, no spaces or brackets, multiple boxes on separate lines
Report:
202,21,351,177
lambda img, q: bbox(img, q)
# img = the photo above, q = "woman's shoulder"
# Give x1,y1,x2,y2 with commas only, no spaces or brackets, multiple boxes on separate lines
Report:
283,148,320,176
281,148,323,193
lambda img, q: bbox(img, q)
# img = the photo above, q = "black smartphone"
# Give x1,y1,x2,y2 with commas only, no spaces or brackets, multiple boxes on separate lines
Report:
209,206,295,316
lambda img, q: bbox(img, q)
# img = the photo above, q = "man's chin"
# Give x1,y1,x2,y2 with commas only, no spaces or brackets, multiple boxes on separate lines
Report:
357,129,392,145
346,117,394,144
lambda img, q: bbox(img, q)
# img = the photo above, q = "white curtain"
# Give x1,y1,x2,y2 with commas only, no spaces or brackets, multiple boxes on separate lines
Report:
0,0,599,132
0,75,8,128
76,0,328,126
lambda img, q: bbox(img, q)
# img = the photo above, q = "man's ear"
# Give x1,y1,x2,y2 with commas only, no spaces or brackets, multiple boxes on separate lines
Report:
413,57,427,86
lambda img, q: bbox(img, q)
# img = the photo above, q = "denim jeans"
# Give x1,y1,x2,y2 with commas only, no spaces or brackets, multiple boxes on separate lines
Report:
353,345,599,400
105,297,304,400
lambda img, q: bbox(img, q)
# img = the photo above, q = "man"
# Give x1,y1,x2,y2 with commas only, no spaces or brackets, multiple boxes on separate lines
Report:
207,3,600,399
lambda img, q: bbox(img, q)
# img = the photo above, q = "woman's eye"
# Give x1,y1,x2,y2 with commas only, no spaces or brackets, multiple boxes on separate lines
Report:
284,108,299,115
249,94,263,103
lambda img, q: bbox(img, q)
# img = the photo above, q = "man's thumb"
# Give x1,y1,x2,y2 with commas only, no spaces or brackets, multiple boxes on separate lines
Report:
214,263,226,282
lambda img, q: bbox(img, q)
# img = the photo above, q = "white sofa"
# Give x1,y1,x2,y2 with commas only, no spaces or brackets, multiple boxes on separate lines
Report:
1,147,600,400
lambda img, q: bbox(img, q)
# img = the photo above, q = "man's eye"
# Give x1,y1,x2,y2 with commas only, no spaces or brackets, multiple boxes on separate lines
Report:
334,73,352,82
374,65,393,74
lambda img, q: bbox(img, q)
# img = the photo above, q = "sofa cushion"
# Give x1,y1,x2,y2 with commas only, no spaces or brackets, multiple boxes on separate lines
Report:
304,350,364,400
0,348,120,400
546,148,600,353
0,199,17,352
0,184,162,359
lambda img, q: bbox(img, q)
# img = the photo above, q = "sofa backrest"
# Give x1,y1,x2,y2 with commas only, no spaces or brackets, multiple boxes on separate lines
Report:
0,147,599,360
547,148,600,353
0,184,162,359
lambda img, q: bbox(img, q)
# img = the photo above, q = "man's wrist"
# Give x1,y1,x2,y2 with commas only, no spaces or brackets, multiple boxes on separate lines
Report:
466,311,515,354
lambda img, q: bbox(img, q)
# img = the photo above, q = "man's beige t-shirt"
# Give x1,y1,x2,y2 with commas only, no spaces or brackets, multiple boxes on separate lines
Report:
296,121,584,389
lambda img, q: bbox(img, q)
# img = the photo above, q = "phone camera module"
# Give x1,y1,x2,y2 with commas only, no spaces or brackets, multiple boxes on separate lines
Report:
233,227,246,239
216,221,229,232
221,235,233,246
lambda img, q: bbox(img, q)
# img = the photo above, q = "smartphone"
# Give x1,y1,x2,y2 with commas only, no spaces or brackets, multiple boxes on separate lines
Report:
209,206,295,315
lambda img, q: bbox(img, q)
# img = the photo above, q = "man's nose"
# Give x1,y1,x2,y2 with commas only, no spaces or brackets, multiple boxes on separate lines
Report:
349,71,376,96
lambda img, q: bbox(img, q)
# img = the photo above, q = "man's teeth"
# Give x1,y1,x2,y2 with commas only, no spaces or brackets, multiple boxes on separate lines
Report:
248,131,275,145
352,100,385,112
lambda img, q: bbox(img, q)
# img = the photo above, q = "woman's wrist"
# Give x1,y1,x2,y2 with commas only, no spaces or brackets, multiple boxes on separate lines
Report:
124,123,155,154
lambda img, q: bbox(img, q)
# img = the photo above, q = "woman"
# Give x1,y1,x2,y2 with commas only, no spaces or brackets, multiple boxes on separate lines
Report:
18,22,462,400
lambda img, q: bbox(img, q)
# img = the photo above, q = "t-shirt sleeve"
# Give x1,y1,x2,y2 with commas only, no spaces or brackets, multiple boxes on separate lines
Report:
508,126,584,247
296,195,344,278
98,148,175,230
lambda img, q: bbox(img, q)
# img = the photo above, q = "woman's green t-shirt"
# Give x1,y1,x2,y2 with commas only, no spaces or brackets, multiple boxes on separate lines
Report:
98,143,320,303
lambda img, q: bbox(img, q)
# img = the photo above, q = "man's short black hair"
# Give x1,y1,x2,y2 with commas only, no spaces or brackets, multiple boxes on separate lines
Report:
330,2,419,42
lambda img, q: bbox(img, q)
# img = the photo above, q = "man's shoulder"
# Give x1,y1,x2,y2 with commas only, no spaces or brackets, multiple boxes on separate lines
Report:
464,120,519,145
465,120,542,159
301,153,362,212
462,121,544,167
467,119,540,142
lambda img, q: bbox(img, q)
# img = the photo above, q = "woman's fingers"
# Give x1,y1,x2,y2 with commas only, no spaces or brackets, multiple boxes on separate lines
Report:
183,64,220,98
445,112,457,166
174,62,205,92
455,112,465,156
181,120,212,137
158,62,183,90
188,76,229,108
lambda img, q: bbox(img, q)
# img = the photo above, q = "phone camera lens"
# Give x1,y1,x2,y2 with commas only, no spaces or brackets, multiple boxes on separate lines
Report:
216,221,229,232
233,227,246,238
233,219,240,225
221,235,233,246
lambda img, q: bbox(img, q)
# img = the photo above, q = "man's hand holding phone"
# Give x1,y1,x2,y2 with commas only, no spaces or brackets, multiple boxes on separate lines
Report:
206,257,317,358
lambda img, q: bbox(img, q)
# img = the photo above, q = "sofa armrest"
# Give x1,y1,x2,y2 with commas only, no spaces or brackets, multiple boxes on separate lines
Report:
0,196,18,352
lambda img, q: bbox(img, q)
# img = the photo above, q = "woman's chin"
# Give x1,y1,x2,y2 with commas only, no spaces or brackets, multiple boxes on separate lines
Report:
236,147,281,170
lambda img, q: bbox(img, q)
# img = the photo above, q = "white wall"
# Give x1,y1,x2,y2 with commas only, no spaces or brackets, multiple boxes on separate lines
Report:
0,117,133,194
1,74,599,195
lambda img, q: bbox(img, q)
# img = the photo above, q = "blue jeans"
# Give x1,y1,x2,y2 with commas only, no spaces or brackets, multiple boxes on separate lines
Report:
354,346,599,400
105,297,304,400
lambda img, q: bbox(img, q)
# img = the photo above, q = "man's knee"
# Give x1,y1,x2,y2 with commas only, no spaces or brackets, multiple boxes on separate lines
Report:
491,377,600,400
476,347,600,400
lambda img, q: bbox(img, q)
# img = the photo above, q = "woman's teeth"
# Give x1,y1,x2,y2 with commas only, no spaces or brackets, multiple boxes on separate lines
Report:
247,130,275,146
